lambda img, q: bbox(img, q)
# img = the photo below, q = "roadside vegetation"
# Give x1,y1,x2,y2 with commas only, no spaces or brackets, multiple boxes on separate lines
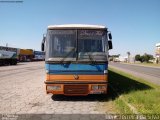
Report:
135,53,154,63
109,67,160,114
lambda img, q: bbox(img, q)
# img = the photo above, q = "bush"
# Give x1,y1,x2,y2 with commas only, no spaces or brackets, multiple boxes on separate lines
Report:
135,53,153,63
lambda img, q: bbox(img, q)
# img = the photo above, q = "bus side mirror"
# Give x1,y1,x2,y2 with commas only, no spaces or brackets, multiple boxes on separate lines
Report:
41,42,44,51
41,35,46,51
108,40,113,50
108,32,113,49
108,33,112,40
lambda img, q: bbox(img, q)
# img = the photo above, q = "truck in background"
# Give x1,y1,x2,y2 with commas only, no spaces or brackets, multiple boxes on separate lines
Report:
0,46,18,65
33,51,45,61
18,49,34,62
0,46,45,65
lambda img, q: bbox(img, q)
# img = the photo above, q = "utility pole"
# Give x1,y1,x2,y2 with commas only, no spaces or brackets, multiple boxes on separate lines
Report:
127,52,130,63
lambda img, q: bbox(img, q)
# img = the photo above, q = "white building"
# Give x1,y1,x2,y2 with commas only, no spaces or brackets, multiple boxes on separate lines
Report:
155,43,160,63
119,56,128,62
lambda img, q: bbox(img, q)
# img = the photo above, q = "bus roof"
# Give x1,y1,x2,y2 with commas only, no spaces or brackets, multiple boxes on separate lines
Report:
48,24,107,30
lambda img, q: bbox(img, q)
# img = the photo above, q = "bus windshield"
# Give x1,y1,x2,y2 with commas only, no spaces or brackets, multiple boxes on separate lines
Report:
78,30,106,61
46,30,76,60
78,30,105,53
46,29,107,62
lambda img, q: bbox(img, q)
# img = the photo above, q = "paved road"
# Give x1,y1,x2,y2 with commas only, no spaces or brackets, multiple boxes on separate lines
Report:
109,62,160,85
0,62,116,119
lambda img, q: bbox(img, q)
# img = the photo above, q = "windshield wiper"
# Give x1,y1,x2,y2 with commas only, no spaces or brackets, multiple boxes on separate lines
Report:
86,52,96,64
60,48,76,63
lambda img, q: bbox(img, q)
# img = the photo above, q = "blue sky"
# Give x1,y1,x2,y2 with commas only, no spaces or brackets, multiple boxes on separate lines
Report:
0,0,160,56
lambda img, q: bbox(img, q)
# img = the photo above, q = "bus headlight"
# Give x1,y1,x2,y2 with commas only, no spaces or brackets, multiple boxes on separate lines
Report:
91,85,99,90
104,70,108,74
98,85,106,89
91,85,106,90
46,70,49,74
47,85,61,90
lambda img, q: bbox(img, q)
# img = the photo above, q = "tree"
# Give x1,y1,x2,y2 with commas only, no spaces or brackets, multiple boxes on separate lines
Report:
143,53,154,63
135,53,154,63
135,54,141,61
140,55,145,63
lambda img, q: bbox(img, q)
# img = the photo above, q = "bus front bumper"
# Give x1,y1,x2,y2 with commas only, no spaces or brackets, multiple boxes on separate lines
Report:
44,81,108,96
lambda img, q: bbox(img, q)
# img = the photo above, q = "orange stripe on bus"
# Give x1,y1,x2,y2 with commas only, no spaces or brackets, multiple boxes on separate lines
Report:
46,74,107,81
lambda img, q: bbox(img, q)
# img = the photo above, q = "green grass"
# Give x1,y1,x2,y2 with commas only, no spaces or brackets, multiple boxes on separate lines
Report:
125,90,160,113
114,99,133,114
108,67,160,114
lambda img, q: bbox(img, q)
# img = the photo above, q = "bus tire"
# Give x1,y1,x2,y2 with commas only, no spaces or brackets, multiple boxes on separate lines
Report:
11,59,17,65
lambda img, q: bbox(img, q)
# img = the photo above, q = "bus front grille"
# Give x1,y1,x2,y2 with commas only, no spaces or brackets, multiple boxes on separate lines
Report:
64,85,88,95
